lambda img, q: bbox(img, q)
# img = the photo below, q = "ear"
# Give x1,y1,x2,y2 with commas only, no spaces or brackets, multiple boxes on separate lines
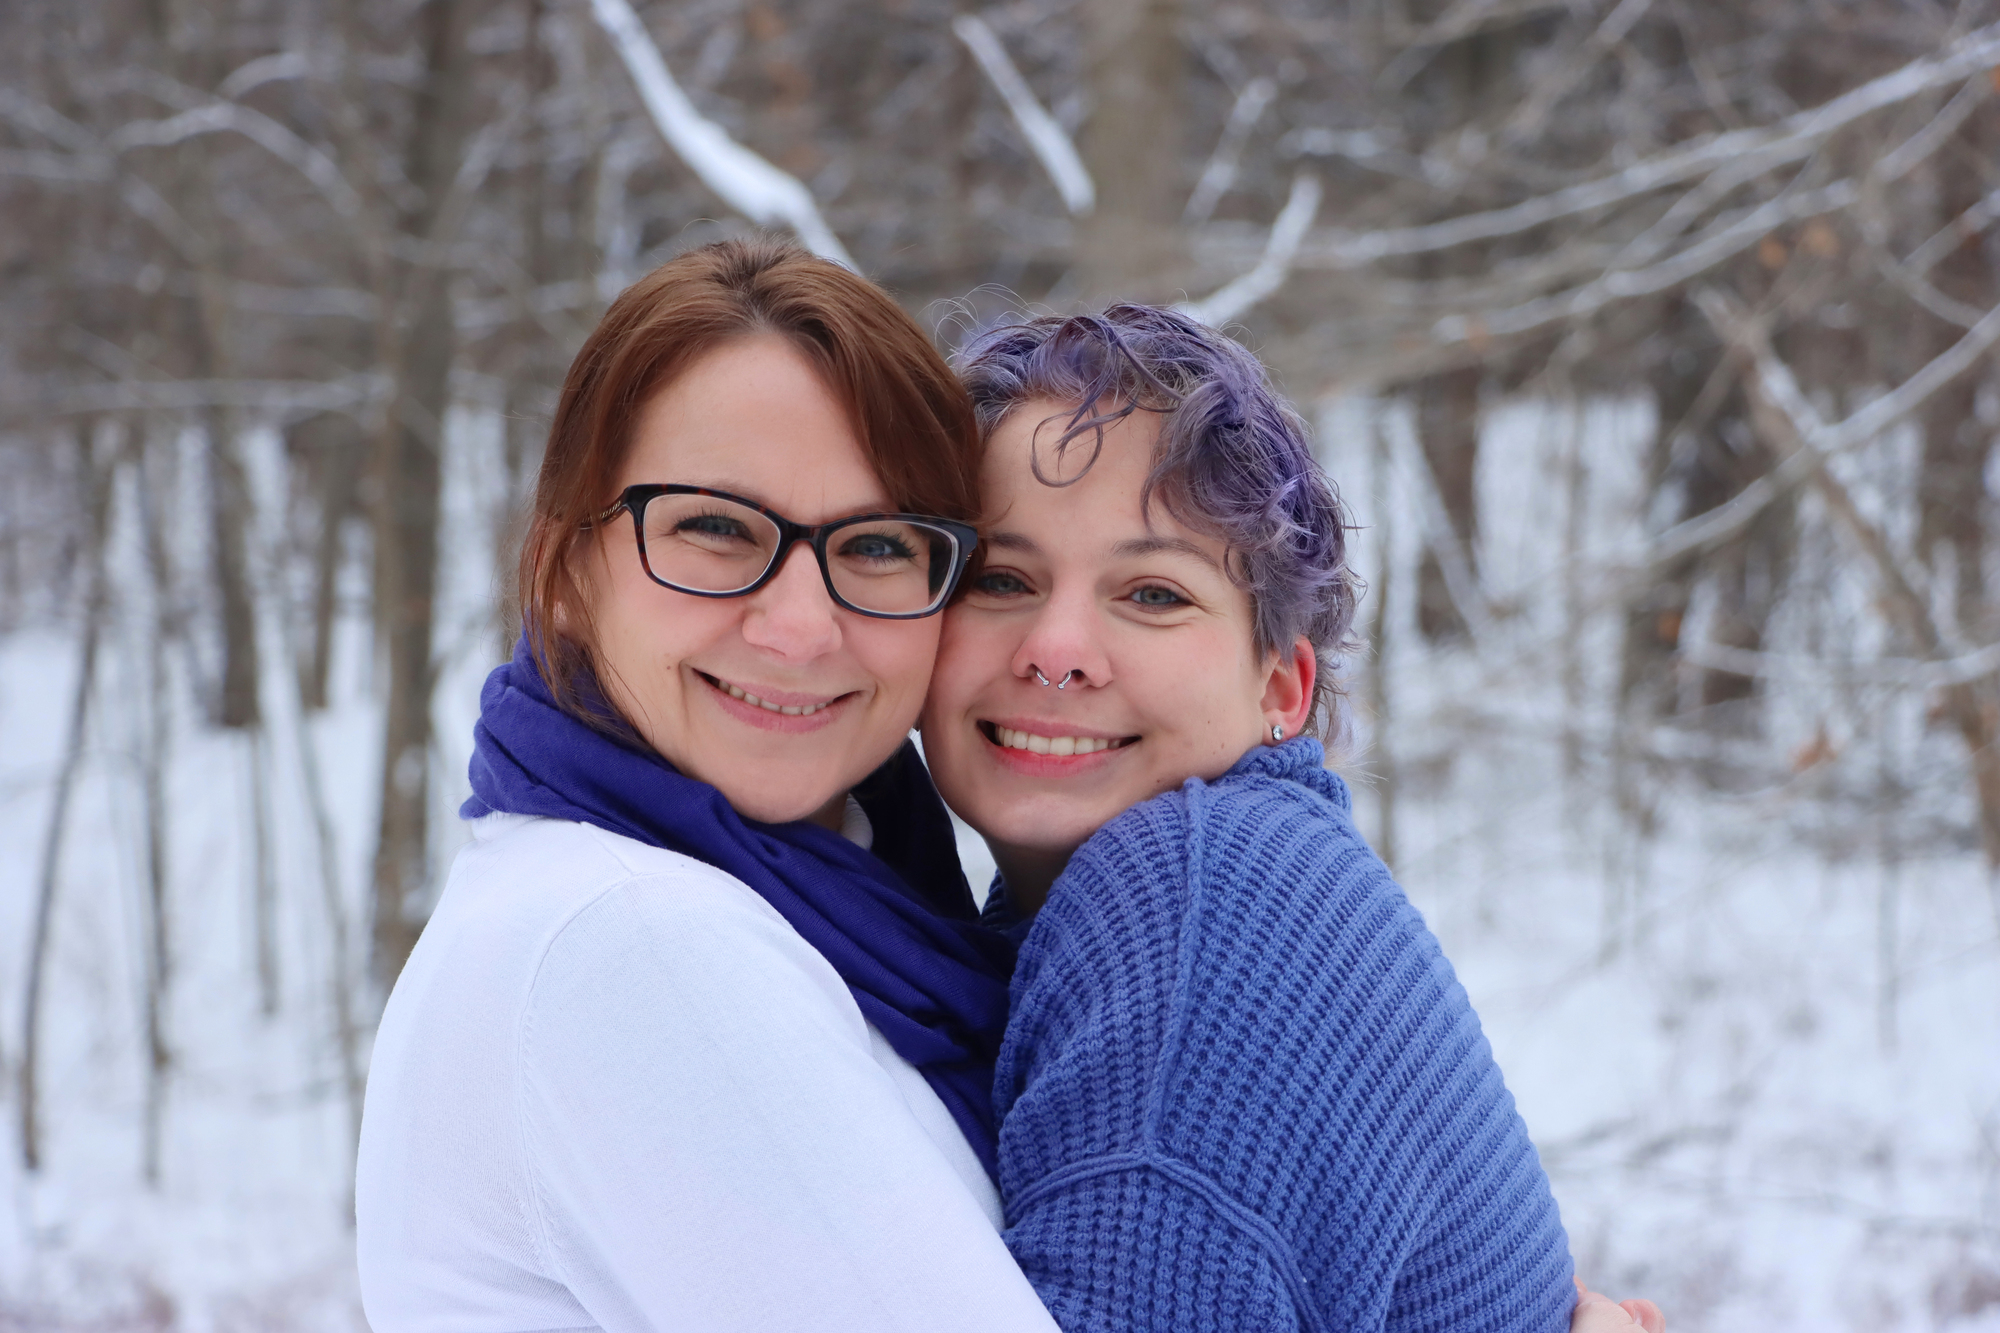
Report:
1259,635,1316,740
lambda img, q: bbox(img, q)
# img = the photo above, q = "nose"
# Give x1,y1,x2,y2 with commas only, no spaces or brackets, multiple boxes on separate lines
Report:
740,542,842,662
1011,585,1112,691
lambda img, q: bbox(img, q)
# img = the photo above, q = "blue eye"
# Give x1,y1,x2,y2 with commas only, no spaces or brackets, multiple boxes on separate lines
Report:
677,511,754,541
1130,585,1183,607
840,531,916,562
975,570,1028,596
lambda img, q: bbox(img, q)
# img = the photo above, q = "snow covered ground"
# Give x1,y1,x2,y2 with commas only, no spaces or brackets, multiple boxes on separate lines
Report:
1,399,1996,1330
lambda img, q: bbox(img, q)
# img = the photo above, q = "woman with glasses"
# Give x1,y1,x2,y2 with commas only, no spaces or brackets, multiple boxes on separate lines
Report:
354,237,1059,1331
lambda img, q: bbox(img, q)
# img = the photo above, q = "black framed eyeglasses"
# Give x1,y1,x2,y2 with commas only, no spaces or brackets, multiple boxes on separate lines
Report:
597,484,979,620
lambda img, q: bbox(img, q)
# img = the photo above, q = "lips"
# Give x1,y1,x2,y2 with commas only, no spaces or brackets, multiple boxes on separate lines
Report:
698,670,855,732
983,722,1135,756
976,719,1138,774
703,671,838,716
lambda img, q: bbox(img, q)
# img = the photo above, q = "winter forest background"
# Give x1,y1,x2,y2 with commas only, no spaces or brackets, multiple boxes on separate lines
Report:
3,0,2000,1327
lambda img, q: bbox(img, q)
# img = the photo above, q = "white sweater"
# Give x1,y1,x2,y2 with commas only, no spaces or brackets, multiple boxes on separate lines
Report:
355,812,1059,1333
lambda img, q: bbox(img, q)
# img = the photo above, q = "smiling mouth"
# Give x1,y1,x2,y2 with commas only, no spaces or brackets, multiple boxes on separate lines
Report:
698,671,848,717
979,721,1138,757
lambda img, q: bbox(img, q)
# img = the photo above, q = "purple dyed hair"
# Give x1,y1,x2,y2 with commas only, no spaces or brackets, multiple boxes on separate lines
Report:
954,304,1358,736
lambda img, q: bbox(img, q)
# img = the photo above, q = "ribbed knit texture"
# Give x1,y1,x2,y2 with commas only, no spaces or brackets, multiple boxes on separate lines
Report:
995,739,1575,1333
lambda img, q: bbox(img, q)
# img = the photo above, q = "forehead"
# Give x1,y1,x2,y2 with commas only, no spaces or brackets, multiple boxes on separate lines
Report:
981,400,1227,566
622,335,886,516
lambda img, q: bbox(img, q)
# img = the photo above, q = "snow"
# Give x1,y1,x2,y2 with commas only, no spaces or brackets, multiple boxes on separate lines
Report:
1176,171,1321,329
952,16,1095,218
588,0,856,270
2,399,1996,1330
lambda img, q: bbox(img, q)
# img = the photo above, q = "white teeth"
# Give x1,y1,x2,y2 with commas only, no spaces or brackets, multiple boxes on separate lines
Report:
992,726,1122,754
714,676,825,716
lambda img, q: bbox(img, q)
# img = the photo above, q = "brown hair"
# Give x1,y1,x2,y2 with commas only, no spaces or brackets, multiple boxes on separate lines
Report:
519,235,979,714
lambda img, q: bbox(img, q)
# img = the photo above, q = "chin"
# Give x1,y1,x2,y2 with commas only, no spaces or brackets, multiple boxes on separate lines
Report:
731,795,825,824
699,762,842,826
978,795,1116,862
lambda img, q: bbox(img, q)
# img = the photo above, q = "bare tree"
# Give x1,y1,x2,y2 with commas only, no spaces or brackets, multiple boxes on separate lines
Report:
19,423,113,1172
368,0,479,988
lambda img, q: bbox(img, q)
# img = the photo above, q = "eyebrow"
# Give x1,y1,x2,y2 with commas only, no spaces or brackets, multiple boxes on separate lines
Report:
1109,535,1219,567
984,529,1219,568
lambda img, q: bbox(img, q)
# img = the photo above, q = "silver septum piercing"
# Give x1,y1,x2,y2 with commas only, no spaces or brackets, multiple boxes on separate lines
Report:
1032,666,1078,689
1271,724,1284,742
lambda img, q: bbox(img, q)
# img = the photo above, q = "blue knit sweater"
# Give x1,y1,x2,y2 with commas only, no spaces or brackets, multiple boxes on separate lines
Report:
994,739,1575,1333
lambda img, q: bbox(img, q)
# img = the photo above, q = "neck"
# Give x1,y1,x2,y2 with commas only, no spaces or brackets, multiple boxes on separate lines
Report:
805,789,848,832
987,840,1081,918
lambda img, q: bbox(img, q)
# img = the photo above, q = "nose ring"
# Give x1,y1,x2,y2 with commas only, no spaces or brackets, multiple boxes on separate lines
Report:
1031,665,1078,690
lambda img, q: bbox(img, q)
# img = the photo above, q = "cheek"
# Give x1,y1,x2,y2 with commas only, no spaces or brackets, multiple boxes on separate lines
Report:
851,618,942,704
590,555,730,690
1126,628,1263,746
937,608,1020,693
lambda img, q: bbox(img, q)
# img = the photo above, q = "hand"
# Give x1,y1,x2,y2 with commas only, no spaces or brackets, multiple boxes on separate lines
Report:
1573,1277,1664,1333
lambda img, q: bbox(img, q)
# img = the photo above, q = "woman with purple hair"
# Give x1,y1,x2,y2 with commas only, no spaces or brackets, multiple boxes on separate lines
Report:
921,305,1661,1333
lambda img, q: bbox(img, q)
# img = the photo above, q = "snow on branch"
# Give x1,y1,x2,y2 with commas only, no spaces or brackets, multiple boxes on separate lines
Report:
1184,76,1274,226
1432,178,1859,343
1311,21,2000,267
1907,185,2000,275
1698,291,1958,662
109,102,364,218
217,51,321,101
589,0,855,269
1177,172,1321,327
1679,638,2000,690
1638,290,2000,575
0,86,95,152
1499,0,1656,145
0,374,383,423
952,14,1094,216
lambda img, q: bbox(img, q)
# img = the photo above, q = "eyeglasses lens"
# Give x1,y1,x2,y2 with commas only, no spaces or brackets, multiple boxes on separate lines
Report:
638,493,957,615
639,493,781,595
824,518,955,613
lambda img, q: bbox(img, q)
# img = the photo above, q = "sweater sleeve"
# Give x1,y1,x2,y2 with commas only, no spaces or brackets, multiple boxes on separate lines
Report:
1003,1165,1303,1333
995,768,1574,1333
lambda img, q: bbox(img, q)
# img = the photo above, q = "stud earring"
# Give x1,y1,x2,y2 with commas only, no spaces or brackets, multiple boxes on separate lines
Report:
1271,724,1284,743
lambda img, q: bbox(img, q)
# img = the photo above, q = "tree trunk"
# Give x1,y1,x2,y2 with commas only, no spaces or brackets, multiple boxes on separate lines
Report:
250,726,280,1016
155,0,261,730
1619,297,1794,727
207,404,261,729
495,0,559,659
1075,0,1184,304
137,432,175,1187
1397,26,1521,647
1916,110,1996,642
370,0,476,989
1412,364,1482,644
21,424,113,1173
291,412,366,713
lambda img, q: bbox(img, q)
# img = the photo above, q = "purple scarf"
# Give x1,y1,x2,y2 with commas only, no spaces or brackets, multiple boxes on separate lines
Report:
462,635,1015,1177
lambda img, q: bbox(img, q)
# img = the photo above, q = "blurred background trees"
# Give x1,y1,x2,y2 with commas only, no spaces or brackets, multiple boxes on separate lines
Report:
3,0,2000,1323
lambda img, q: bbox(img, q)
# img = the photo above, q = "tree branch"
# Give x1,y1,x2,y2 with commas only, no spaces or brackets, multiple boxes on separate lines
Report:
1309,23,2000,267
1178,171,1321,326
588,0,854,268
953,14,1095,217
